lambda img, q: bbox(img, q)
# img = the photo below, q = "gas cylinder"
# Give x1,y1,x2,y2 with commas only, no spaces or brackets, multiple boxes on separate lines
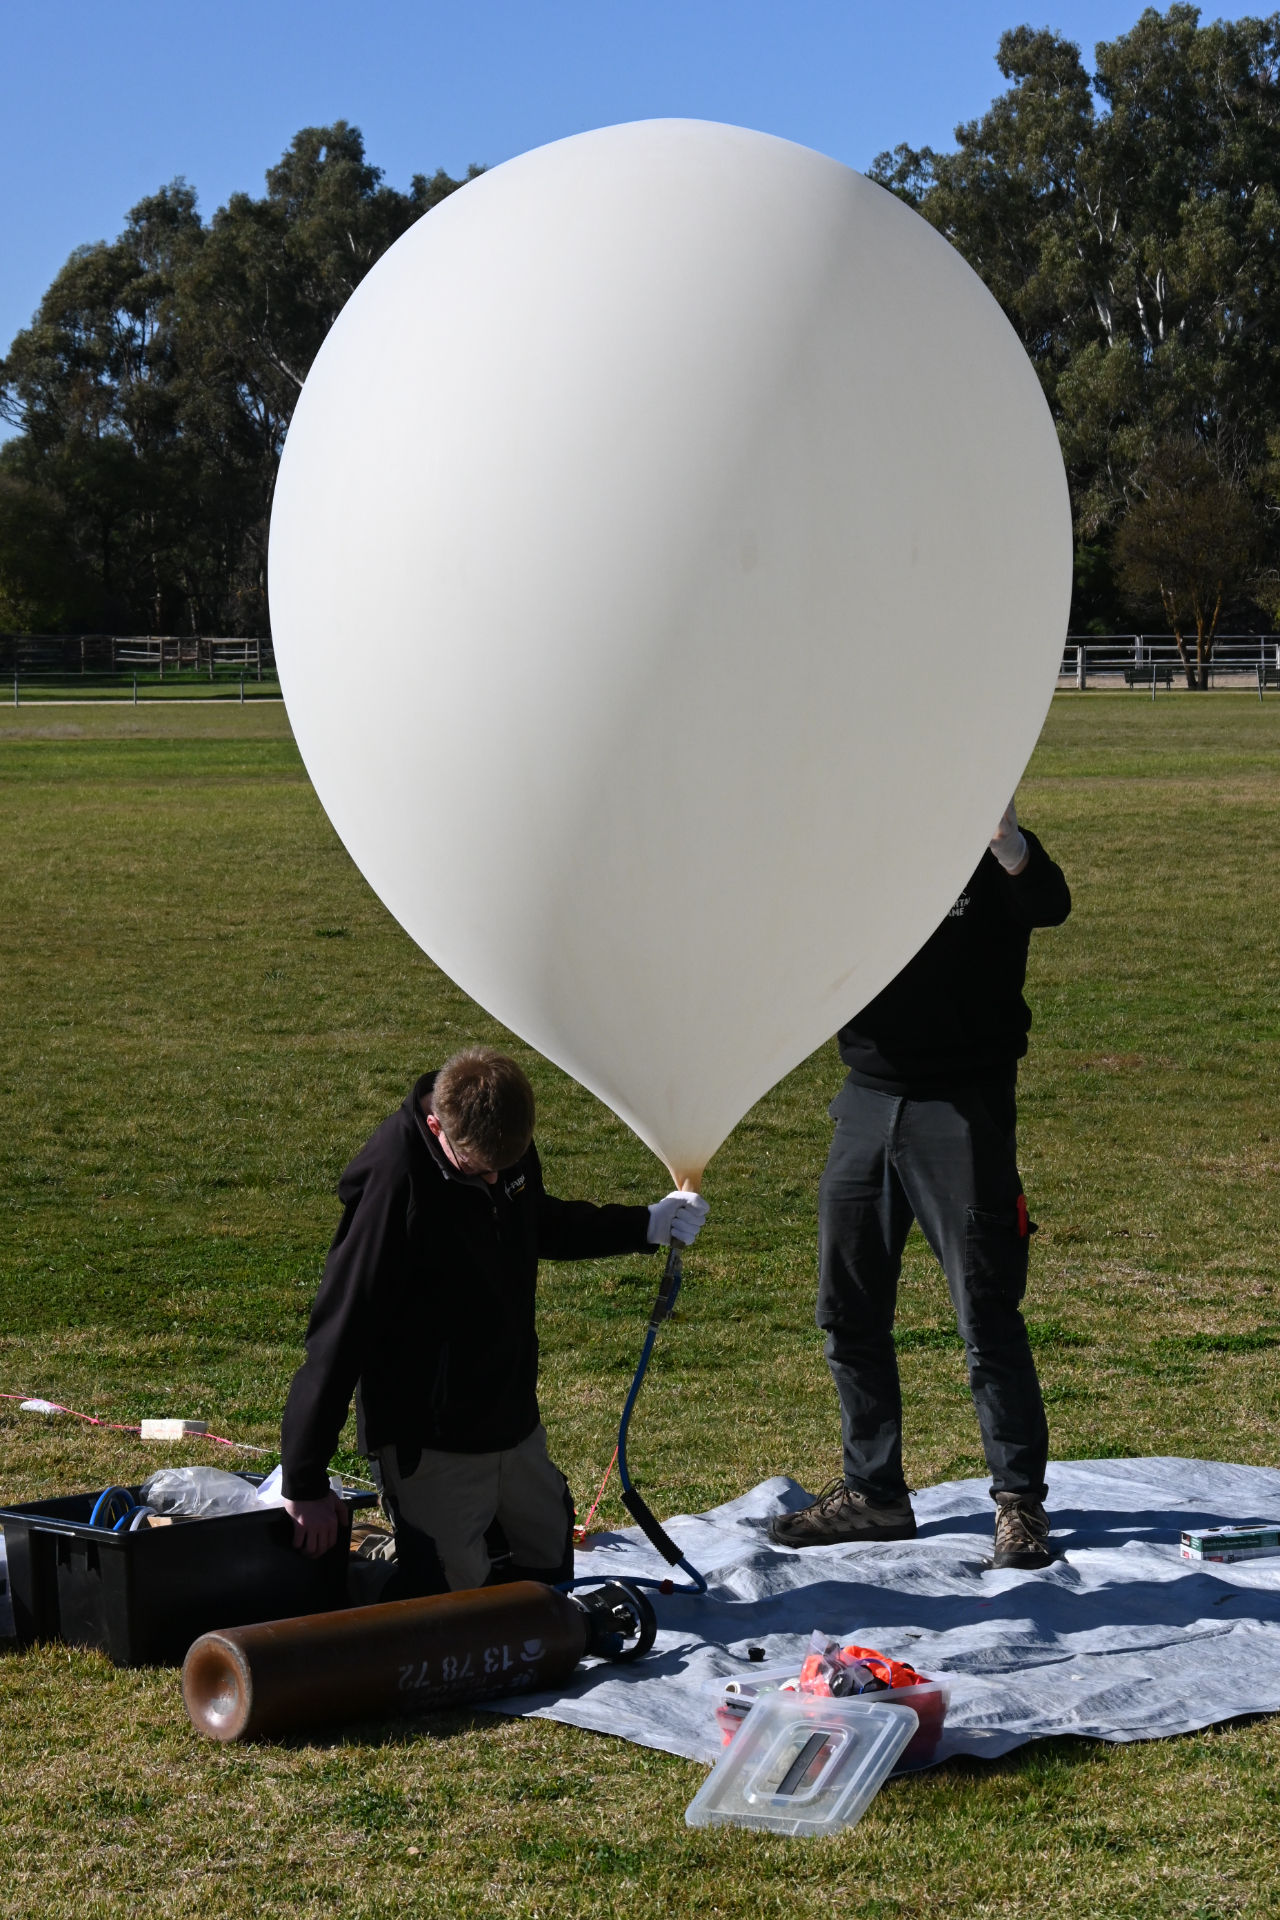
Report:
182,1578,654,1742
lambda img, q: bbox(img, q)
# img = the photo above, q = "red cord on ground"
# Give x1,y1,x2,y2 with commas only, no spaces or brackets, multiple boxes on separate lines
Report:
1,1391,269,1452
573,1444,619,1544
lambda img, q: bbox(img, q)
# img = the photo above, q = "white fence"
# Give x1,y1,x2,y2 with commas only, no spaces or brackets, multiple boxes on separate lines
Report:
1060,634,1280,689
108,636,270,679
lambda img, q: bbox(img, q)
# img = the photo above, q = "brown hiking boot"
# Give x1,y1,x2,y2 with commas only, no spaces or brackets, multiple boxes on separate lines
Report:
992,1492,1053,1569
769,1478,917,1548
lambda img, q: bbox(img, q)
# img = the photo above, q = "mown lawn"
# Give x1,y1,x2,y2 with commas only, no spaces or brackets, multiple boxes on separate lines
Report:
0,691,1277,1917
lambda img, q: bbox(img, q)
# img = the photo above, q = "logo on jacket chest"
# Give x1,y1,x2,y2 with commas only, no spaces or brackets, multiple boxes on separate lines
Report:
948,892,971,919
504,1172,527,1201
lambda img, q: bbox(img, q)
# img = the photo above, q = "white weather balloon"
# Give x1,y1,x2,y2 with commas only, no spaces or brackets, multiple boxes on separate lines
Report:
270,120,1071,1185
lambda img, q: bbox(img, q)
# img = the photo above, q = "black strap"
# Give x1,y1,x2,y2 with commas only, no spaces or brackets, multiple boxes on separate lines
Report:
620,1485,685,1566
615,1244,695,1574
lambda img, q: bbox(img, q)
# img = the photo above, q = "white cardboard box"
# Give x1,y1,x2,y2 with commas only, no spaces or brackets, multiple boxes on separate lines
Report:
1181,1524,1280,1564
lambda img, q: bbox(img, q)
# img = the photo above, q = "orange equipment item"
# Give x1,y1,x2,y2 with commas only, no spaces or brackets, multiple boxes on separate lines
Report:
798,1635,925,1697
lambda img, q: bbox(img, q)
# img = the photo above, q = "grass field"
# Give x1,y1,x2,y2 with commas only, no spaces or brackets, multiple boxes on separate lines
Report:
1,691,1278,1917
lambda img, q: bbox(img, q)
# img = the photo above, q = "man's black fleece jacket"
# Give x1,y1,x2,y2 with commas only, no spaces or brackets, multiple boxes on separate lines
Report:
280,1073,654,1500
837,829,1071,1096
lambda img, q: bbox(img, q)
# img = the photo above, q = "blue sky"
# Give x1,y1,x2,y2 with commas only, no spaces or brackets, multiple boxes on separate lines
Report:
0,1,1267,371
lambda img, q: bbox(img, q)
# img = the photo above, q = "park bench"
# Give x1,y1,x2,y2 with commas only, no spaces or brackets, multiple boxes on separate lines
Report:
1124,663,1176,691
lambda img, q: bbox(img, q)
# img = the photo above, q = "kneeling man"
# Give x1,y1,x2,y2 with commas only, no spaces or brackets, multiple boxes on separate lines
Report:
280,1048,707,1592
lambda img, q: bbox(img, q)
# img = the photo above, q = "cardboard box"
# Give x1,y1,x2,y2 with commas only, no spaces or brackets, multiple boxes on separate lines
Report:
1181,1524,1280,1564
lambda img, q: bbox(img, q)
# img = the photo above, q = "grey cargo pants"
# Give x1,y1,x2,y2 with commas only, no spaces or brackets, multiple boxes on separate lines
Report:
817,1075,1049,1504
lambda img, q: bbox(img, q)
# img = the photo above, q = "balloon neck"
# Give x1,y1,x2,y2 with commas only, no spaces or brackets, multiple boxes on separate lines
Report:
670,1170,704,1193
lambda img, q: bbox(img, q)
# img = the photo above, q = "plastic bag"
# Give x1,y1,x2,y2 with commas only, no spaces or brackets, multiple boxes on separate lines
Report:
249,1464,286,1508
140,1467,265,1517
140,1465,345,1519
250,1463,345,1507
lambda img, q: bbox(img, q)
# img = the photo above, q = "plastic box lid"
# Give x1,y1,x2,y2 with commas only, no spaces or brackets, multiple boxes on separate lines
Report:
685,1691,919,1836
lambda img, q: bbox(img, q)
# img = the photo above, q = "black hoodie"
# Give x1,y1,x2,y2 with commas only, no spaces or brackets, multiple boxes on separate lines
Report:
280,1072,654,1499
836,829,1071,1097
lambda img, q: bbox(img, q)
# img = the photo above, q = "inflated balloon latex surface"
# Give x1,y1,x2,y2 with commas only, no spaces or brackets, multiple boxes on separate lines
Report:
270,120,1071,1186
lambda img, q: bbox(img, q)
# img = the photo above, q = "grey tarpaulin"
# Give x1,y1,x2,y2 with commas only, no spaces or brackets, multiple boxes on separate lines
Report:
483,1458,1280,1766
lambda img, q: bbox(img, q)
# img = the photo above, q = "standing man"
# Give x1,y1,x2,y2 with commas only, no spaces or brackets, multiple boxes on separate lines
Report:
770,801,1070,1569
279,1047,707,1594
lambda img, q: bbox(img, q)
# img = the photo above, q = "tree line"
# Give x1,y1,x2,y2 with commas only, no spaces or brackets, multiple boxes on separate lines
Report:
873,3,1280,683
0,125,478,637
4,7,1280,685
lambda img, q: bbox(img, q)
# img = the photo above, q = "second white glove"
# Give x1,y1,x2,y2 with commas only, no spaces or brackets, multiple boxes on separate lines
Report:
990,799,1028,874
646,1191,709,1247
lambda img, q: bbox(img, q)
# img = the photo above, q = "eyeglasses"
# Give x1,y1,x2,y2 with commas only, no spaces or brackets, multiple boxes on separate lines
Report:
437,1125,495,1180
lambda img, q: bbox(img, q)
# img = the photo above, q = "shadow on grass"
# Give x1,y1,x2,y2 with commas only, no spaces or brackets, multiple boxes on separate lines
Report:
908,1707,1280,1787
273,1703,511,1752
265,1702,1280,1779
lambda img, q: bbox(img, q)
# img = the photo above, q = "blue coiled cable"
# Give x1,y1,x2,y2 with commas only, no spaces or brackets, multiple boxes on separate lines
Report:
88,1485,136,1530
112,1505,151,1532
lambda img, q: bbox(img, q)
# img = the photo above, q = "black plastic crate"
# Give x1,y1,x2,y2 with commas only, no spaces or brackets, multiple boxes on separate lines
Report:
0,1477,374,1667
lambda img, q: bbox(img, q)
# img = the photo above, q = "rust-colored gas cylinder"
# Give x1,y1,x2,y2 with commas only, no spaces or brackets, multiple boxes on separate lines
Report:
181,1579,653,1742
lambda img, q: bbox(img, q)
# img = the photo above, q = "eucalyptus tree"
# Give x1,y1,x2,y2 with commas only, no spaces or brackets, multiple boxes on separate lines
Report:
873,6,1280,631
0,184,205,629
1115,440,1259,682
0,125,475,634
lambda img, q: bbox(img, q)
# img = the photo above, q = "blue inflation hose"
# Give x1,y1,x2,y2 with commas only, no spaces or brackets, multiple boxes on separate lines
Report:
615,1324,659,1496
616,1247,684,1503
558,1572,704,1595
558,1243,707,1597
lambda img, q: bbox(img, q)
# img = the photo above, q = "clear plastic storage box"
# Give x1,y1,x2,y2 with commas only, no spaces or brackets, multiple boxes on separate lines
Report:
708,1666,951,1769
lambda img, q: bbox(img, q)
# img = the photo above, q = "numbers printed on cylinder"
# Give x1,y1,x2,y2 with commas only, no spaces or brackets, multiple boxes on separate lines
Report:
399,1647,496,1690
398,1660,433,1691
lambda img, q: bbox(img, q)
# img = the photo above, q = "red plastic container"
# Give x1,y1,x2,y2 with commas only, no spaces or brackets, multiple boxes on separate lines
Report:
712,1673,951,1769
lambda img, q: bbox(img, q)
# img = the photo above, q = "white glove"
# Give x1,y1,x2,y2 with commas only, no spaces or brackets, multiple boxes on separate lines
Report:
647,1191,709,1247
990,799,1028,874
